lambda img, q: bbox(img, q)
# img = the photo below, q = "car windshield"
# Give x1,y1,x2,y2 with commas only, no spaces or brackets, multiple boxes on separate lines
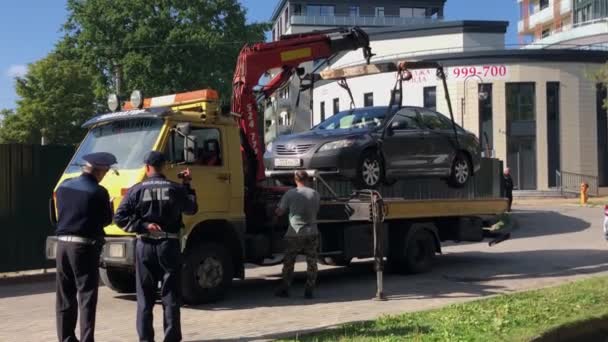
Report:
65,118,163,173
315,108,388,131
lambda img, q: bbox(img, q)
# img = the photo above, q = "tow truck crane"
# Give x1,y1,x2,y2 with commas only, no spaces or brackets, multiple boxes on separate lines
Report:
46,27,508,304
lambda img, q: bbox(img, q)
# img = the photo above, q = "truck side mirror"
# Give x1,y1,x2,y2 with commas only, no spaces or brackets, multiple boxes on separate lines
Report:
184,135,198,164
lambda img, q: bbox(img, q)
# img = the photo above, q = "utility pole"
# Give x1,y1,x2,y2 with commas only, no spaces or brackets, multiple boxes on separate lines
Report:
114,63,122,96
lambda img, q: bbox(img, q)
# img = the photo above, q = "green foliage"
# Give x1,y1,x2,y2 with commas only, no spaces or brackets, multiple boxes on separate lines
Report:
0,54,95,144
61,0,269,103
282,276,608,341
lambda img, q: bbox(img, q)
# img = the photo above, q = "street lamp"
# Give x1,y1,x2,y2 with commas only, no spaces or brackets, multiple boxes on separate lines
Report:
460,74,487,128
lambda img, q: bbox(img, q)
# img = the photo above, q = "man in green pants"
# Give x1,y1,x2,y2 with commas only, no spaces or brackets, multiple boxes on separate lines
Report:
274,170,321,299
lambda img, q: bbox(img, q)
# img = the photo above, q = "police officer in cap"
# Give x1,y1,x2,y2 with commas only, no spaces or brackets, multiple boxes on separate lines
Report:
114,151,197,342
55,152,117,342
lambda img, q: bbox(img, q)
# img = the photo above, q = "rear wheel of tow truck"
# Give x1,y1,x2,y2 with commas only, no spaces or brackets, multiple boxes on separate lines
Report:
182,242,234,305
393,229,436,274
100,267,135,293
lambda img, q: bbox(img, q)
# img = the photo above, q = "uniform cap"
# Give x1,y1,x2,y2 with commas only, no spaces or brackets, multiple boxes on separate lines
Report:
144,151,166,167
82,152,117,169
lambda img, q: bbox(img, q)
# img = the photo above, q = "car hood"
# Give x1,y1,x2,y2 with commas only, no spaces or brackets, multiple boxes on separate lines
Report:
273,129,373,145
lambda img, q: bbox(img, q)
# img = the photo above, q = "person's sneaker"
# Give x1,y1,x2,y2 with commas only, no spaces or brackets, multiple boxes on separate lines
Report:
274,287,289,298
304,287,314,299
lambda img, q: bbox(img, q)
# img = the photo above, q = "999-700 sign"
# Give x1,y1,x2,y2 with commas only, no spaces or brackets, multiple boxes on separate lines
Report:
449,65,509,80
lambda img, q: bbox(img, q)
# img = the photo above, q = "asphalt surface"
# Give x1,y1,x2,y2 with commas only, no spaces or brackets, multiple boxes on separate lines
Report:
1,203,607,341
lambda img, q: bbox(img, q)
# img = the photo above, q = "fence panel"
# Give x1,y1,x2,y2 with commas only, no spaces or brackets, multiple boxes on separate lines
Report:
0,144,74,273
557,170,599,196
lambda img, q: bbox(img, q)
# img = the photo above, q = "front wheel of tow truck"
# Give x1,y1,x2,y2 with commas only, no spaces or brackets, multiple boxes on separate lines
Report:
100,267,135,293
182,242,234,305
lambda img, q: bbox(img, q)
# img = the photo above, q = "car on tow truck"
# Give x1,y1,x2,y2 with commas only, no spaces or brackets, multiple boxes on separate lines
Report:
264,106,481,188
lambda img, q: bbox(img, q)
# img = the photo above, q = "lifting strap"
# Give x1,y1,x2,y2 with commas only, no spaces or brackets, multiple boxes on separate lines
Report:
337,78,355,109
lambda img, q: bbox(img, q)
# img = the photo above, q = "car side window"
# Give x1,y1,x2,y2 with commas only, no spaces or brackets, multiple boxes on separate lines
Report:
167,126,223,166
390,108,420,130
420,109,452,130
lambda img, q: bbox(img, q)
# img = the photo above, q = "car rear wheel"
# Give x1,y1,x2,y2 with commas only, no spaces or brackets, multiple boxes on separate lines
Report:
448,152,472,188
354,150,383,189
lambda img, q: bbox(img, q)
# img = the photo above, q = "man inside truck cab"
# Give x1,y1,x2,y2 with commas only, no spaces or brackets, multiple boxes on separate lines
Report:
274,170,321,299
114,151,197,342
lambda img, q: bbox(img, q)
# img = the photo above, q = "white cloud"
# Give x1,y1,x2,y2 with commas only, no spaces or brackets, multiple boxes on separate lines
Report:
6,64,28,78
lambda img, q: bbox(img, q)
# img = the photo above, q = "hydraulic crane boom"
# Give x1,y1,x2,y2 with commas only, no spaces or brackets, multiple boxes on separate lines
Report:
232,27,372,183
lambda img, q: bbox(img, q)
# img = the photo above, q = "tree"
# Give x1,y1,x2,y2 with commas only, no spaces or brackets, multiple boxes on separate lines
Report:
0,54,96,144
62,0,268,103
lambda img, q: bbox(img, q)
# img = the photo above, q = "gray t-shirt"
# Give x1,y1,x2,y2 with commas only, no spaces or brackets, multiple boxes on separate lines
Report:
278,186,321,237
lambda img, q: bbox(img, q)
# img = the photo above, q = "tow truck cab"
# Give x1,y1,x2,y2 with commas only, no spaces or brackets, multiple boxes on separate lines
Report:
46,89,261,303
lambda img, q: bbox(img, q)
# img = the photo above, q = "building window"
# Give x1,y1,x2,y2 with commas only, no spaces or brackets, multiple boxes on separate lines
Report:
375,7,385,17
597,84,608,186
423,87,437,110
293,3,302,15
540,0,550,10
506,83,537,190
542,28,551,38
333,98,340,114
400,7,427,18
478,84,493,157
364,92,374,107
547,82,560,187
307,5,335,16
349,6,360,17
284,7,289,27
320,101,326,122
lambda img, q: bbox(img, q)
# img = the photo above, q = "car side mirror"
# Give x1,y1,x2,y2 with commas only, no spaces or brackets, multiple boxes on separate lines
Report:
184,135,198,164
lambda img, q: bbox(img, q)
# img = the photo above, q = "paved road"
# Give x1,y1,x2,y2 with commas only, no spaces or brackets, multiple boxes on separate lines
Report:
1,203,608,341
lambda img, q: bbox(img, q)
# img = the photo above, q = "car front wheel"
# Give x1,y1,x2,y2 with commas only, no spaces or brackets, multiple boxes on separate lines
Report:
448,152,472,188
354,150,383,189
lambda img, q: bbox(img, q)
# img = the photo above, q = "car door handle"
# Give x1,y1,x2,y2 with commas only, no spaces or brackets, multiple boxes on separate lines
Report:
217,173,231,182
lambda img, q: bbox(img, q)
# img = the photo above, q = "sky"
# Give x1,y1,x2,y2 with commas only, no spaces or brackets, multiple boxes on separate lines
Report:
0,0,519,110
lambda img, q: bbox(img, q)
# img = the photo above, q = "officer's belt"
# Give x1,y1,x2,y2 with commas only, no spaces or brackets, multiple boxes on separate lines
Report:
137,232,180,240
58,235,96,245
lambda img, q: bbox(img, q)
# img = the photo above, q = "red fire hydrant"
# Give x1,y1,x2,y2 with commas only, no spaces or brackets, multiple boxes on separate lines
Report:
580,182,589,205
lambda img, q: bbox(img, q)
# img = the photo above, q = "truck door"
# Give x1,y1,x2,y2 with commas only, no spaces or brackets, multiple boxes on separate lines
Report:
166,124,231,213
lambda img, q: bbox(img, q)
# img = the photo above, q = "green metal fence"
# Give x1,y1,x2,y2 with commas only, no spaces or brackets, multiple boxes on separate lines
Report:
0,144,74,273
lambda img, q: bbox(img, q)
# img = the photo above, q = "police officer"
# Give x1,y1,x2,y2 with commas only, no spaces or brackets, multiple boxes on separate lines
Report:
114,151,197,342
55,152,116,342
274,170,321,299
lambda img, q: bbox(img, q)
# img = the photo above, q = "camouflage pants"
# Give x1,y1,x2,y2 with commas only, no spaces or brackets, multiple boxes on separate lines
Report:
281,235,319,290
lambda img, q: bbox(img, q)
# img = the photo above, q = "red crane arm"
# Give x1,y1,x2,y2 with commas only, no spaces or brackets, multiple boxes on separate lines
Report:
232,27,371,183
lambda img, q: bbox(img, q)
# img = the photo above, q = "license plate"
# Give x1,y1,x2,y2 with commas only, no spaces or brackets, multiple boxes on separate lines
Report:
275,158,301,168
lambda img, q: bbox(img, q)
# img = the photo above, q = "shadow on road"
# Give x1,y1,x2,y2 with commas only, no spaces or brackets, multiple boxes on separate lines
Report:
508,208,592,239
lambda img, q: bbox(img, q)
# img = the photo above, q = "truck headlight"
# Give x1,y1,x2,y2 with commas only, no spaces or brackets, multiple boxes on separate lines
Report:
318,139,355,152
108,243,126,258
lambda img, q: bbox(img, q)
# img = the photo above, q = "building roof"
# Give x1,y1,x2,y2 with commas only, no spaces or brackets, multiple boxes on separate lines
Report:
363,20,509,39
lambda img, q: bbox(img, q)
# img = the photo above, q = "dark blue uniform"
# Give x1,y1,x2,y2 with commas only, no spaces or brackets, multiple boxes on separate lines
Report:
55,152,115,342
114,164,197,342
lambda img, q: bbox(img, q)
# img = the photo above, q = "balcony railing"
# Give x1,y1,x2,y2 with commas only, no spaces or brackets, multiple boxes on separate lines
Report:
290,15,438,27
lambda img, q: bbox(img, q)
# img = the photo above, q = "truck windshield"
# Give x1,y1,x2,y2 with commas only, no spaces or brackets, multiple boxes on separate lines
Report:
65,118,163,173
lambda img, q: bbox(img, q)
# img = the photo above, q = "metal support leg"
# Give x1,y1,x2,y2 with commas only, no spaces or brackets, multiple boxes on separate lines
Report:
372,192,387,301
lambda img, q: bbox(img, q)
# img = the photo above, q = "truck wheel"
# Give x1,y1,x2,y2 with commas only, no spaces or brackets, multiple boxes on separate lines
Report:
182,242,233,305
320,256,352,266
100,267,135,293
403,229,436,273
390,229,436,274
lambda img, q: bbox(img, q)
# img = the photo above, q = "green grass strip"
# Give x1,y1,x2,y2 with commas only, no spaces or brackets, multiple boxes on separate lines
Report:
282,276,608,342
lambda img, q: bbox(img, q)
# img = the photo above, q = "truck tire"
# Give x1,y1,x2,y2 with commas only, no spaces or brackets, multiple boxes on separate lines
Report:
100,267,135,293
182,242,233,305
390,228,436,274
